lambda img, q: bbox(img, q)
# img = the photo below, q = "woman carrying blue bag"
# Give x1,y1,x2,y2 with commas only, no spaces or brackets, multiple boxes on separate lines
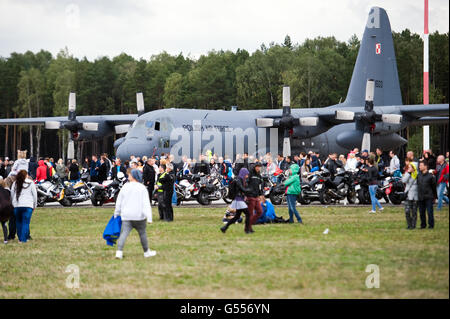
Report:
113,169,156,259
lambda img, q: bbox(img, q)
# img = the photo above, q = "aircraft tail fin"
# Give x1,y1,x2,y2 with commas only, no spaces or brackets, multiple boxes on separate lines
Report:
343,7,402,107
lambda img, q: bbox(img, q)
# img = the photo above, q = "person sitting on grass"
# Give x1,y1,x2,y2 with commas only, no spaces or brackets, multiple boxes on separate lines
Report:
114,169,156,259
255,195,277,224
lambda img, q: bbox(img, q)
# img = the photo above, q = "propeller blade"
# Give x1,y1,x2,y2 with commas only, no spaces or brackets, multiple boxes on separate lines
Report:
361,132,371,153
282,137,291,157
67,139,75,159
381,114,402,124
365,79,375,112
82,122,99,131
45,121,61,129
115,124,131,134
136,92,145,116
335,110,355,121
256,118,274,127
282,86,291,117
299,117,319,126
68,92,76,112
365,79,375,102
282,86,290,107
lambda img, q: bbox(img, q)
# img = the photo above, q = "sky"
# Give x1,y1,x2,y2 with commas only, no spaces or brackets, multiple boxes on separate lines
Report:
0,0,448,60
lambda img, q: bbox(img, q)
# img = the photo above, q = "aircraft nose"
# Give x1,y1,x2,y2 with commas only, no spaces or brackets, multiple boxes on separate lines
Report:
116,140,154,160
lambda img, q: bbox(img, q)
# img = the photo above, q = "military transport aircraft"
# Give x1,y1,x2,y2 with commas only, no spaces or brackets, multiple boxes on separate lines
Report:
1,7,448,161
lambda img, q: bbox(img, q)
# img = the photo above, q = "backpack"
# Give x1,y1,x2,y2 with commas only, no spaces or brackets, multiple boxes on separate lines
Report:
228,179,238,200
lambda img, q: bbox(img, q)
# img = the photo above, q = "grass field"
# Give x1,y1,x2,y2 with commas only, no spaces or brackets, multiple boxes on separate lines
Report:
0,204,448,299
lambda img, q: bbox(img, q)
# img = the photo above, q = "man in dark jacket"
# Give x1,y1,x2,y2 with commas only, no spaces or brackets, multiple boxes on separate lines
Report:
375,148,388,172
143,158,156,200
97,157,108,184
247,162,264,226
90,155,100,182
417,161,437,229
323,153,343,178
27,157,38,180
111,159,127,180
157,163,175,222
193,155,210,175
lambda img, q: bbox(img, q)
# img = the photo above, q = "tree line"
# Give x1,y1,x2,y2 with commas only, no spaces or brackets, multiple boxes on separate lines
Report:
0,30,448,159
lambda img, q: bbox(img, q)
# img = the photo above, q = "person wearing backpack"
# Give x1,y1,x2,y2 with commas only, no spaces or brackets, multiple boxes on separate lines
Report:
283,164,303,224
220,167,253,234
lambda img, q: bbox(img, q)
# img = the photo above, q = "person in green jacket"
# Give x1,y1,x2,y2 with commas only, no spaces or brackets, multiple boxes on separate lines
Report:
283,163,303,224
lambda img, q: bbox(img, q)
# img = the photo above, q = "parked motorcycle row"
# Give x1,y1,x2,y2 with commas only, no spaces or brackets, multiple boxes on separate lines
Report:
36,167,407,207
36,169,126,207
297,167,406,205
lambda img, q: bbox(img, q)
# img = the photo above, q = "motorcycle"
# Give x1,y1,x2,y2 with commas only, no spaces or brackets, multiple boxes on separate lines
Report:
197,173,228,205
90,172,126,206
318,168,357,205
354,169,389,204
268,173,287,205
297,170,323,205
174,173,202,205
58,170,93,207
261,174,274,198
384,176,406,205
36,174,64,207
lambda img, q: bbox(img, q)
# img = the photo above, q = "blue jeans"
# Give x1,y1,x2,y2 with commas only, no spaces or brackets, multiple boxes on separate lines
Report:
14,207,34,243
286,194,302,223
436,183,449,210
369,185,383,211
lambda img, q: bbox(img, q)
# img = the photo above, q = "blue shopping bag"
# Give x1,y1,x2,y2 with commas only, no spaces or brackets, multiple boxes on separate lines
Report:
103,215,122,246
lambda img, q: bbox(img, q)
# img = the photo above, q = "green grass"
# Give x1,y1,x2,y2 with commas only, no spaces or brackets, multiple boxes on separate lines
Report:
0,205,448,298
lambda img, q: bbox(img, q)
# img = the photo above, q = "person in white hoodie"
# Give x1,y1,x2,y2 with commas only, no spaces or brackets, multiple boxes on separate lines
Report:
114,169,156,259
10,170,37,243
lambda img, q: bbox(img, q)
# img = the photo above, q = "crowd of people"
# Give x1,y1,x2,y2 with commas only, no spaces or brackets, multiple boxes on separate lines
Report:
0,146,448,252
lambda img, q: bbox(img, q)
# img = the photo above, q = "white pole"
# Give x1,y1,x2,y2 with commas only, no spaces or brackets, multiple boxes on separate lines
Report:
423,0,430,151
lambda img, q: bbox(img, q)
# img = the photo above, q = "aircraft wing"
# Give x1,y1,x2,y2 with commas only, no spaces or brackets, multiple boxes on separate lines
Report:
397,104,449,118
0,116,69,126
409,117,449,126
315,103,449,125
0,114,138,126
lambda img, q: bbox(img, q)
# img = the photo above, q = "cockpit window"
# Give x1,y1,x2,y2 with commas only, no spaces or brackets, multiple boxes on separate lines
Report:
159,117,174,132
131,119,154,130
152,118,173,132
131,119,145,129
